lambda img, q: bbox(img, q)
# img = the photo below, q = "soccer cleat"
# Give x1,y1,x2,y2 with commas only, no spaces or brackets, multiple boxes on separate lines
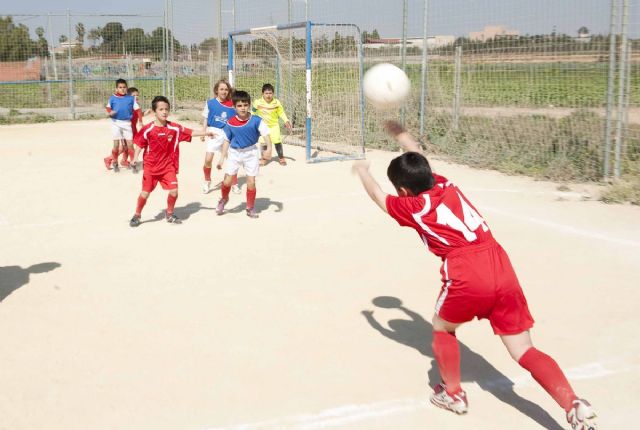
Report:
279,157,287,166
216,198,228,215
129,215,141,227
246,208,259,218
566,399,597,430
231,184,241,194
166,213,181,224
121,159,131,168
430,383,468,415
103,157,113,170
113,162,120,172
202,181,211,194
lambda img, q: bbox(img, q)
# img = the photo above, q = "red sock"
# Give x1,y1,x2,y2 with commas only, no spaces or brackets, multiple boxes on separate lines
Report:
232,175,238,186
221,183,231,200
432,331,462,395
203,166,212,181
111,149,119,163
167,193,177,215
518,347,577,411
135,196,147,216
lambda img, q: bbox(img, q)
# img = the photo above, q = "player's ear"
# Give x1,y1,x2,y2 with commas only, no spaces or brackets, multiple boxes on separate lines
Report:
398,187,411,197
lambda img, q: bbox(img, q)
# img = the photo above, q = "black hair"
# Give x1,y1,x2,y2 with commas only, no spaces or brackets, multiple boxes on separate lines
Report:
115,78,128,87
127,87,139,95
151,95,170,111
261,83,275,93
387,152,435,195
232,90,251,105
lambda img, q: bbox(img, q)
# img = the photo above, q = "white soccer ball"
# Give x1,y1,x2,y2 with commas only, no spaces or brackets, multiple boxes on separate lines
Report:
363,63,411,109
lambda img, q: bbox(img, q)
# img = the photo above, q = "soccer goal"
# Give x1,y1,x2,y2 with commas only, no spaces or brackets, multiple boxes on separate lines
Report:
228,22,365,163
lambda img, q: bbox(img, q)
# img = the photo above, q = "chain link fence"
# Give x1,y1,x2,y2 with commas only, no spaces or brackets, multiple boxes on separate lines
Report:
1,0,638,188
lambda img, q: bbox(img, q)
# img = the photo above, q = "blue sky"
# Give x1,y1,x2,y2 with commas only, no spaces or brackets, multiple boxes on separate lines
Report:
2,0,636,45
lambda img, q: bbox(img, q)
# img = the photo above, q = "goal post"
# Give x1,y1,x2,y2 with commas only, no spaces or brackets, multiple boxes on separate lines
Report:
228,21,365,163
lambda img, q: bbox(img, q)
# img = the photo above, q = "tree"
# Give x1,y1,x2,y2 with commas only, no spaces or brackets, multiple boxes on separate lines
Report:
88,27,102,47
578,26,589,36
34,26,49,57
101,21,124,52
371,29,380,39
76,22,85,45
123,28,146,54
0,16,39,61
59,34,68,44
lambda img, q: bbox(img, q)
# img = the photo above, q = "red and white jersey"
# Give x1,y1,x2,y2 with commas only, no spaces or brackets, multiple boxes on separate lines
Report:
134,121,193,175
386,173,494,259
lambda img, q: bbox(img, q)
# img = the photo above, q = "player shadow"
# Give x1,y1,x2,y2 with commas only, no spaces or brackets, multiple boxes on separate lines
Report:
0,262,61,302
146,202,214,224
362,296,564,430
226,197,284,215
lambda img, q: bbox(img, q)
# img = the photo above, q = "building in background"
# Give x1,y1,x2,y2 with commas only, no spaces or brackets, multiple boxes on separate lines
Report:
468,25,519,42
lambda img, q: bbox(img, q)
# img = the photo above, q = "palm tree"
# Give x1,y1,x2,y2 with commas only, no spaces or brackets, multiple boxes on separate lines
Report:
76,22,85,45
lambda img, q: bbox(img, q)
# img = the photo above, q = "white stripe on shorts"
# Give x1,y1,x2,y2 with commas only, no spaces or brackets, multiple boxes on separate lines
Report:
435,259,451,315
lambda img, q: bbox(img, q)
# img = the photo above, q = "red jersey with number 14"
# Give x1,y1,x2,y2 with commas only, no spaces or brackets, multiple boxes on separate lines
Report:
134,121,193,175
386,173,494,259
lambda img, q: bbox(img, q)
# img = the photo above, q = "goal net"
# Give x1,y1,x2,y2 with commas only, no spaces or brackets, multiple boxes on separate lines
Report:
228,22,365,163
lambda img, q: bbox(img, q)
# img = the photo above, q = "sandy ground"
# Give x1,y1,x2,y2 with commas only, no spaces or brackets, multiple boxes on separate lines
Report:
0,119,639,430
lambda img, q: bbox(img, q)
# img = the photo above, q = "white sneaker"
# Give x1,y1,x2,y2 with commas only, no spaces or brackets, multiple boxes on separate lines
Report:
566,399,597,430
430,383,468,415
231,184,241,194
202,181,210,194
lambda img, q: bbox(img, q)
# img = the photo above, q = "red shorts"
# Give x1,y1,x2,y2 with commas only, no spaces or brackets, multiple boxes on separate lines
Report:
142,170,178,192
435,240,534,335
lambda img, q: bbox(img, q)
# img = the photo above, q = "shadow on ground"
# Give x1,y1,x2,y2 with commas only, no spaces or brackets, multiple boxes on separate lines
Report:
0,262,61,302
362,296,564,430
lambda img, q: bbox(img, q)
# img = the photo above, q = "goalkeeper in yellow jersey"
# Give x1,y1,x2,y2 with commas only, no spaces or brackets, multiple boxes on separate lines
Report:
253,83,293,166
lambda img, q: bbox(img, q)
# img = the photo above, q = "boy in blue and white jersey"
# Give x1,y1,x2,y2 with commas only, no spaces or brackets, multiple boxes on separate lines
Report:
104,78,141,172
215,90,272,218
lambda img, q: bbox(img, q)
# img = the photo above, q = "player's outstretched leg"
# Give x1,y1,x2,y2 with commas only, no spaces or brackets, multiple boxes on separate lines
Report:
245,176,258,218
430,315,467,414
130,192,149,227
217,175,232,215
166,191,180,224
203,152,214,193
275,143,286,166
501,331,597,429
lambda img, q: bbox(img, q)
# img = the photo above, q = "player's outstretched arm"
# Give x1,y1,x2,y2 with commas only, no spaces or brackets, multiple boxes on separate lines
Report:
384,121,423,154
217,140,230,169
352,160,388,213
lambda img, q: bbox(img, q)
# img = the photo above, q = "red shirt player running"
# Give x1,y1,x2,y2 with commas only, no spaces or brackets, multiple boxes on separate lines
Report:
352,121,597,430
129,95,212,227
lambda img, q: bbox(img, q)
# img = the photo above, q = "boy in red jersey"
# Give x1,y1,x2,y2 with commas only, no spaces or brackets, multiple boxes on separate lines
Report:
129,96,213,227
352,121,597,430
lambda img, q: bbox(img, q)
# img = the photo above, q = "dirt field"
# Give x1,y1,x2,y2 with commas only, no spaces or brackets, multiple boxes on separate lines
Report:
1,119,639,430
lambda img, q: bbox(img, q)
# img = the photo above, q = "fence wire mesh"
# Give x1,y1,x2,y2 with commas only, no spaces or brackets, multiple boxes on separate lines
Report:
1,0,639,184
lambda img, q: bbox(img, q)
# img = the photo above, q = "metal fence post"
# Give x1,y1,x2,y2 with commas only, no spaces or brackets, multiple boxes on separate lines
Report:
67,10,75,119
614,0,629,179
452,46,462,131
419,0,429,136
604,0,618,180
217,0,223,80
400,0,408,126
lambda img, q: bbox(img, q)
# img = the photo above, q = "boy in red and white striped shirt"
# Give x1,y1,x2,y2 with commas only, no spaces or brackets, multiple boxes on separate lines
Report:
352,121,597,429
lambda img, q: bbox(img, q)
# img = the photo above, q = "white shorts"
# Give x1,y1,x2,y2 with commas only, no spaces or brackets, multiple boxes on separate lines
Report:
225,145,260,177
111,120,133,140
205,127,225,153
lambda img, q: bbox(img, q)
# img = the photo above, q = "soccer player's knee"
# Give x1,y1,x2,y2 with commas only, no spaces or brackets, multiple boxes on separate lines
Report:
140,191,150,199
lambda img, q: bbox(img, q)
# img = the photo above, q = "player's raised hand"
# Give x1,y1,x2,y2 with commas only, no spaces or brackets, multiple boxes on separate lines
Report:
351,160,370,175
384,120,422,154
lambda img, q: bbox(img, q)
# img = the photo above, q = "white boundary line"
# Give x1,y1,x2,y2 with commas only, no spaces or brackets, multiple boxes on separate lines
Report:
201,358,638,430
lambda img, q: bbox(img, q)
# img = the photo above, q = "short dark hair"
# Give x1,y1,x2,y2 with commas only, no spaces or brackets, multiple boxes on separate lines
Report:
151,95,170,111
387,152,435,195
261,83,275,93
115,78,128,87
232,90,251,105
127,87,139,95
